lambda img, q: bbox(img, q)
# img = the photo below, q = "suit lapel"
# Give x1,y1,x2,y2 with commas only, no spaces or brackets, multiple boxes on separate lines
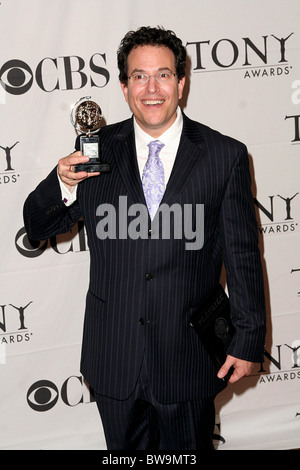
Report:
162,113,205,206
112,118,146,205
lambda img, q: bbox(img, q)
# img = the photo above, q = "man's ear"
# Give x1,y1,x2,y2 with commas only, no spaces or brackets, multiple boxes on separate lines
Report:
178,76,185,100
120,81,129,103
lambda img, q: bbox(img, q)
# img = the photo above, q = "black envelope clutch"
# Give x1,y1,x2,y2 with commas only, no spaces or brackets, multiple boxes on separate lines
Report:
190,284,235,381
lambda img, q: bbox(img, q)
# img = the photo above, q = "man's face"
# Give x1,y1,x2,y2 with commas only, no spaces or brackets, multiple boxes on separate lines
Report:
120,45,185,138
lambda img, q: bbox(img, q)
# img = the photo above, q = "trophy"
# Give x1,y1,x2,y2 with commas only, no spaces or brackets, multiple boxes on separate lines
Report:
70,96,110,173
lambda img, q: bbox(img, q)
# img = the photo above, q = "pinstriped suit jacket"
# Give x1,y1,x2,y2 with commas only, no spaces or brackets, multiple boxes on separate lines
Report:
23,112,266,403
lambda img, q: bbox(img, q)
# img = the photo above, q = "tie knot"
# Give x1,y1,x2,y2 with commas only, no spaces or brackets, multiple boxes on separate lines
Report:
148,140,165,157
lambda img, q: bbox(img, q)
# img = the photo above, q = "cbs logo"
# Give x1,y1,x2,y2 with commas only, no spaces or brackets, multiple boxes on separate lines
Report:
27,377,95,411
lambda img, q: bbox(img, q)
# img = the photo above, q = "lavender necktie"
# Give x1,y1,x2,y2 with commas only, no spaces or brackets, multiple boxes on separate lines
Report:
142,140,165,220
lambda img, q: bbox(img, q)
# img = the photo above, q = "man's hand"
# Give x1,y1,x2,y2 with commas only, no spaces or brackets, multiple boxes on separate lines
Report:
58,151,100,191
217,355,254,383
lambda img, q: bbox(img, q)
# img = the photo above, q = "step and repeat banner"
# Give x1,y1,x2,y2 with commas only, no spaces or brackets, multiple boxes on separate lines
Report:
0,0,299,450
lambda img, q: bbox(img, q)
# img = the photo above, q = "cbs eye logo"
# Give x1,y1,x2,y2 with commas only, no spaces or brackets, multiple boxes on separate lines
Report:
27,380,59,412
0,60,33,95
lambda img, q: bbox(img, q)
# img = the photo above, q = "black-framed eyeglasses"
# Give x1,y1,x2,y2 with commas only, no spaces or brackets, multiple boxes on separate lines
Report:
128,70,177,84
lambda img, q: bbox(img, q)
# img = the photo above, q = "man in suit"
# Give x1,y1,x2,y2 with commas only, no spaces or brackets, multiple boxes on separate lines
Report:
23,26,266,450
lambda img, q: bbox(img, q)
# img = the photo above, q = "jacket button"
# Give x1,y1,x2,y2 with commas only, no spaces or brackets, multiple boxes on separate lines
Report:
145,273,153,281
139,317,145,325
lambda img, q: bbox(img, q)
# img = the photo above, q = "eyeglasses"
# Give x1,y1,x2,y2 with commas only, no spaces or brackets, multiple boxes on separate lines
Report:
128,70,177,84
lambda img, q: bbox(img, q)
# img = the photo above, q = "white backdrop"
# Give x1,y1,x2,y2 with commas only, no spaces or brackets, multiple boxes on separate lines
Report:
1,0,299,450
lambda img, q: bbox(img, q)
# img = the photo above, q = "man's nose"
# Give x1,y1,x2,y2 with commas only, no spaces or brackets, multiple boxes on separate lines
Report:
146,75,159,93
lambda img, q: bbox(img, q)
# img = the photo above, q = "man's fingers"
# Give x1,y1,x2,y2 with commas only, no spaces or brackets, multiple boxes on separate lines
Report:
58,153,89,185
217,355,255,384
59,152,89,169
217,356,234,380
57,152,101,191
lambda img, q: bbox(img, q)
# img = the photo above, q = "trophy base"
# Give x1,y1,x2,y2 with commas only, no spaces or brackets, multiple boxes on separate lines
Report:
74,162,111,173
75,134,110,173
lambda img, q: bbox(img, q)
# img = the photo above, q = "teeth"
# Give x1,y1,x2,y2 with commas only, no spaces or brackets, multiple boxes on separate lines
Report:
143,100,164,105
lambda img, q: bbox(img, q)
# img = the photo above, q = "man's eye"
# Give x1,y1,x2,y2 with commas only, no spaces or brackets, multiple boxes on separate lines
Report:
135,74,145,80
158,72,171,81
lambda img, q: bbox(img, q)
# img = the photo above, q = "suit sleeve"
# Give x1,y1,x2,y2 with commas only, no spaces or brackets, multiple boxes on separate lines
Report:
23,166,82,241
219,144,266,363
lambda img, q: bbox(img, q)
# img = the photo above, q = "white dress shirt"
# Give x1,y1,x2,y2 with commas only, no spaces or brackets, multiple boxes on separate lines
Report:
60,107,183,205
134,106,183,186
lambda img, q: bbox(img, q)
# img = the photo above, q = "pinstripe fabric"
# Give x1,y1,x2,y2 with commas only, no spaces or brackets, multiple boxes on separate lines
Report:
23,112,266,404
94,357,215,450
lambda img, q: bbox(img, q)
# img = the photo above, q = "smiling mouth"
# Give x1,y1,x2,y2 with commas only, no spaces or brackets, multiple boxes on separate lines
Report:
142,100,164,106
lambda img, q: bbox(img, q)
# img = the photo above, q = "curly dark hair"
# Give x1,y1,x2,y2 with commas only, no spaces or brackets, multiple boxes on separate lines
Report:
117,26,186,84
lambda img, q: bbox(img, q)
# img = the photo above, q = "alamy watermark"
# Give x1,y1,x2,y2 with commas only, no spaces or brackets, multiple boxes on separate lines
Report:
95,196,204,251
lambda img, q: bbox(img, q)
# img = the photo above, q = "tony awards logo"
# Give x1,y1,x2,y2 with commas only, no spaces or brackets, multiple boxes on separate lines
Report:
70,96,110,173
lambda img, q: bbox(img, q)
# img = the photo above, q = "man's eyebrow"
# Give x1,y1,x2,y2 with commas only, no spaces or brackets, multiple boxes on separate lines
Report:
130,69,146,74
130,67,173,74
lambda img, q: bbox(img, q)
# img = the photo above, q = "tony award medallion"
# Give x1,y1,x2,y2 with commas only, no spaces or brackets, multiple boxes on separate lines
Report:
70,96,110,173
